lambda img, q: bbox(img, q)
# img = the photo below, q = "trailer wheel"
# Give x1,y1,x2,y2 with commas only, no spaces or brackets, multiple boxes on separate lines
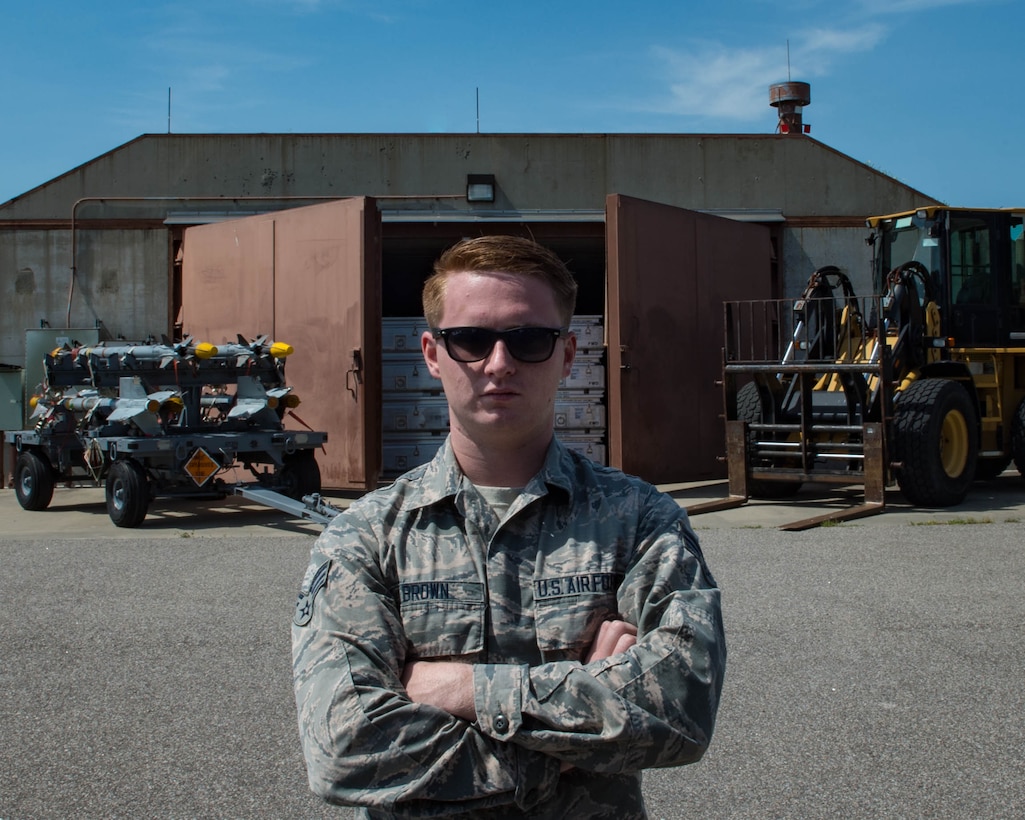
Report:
893,379,978,507
15,451,56,511
278,451,321,500
105,460,150,528
736,381,802,499
1011,397,1025,478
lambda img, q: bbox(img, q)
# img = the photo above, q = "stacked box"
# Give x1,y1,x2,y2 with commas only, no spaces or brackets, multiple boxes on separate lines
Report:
560,435,607,465
557,320,605,467
554,395,605,429
563,354,605,391
382,355,444,393
382,316,431,353
569,315,604,352
381,318,447,476
382,436,446,475
382,395,450,432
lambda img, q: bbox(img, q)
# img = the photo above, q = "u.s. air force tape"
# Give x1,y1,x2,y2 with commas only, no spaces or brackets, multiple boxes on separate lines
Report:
293,560,331,627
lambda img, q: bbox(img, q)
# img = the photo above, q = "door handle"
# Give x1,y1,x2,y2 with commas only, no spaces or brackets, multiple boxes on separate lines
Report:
346,348,363,398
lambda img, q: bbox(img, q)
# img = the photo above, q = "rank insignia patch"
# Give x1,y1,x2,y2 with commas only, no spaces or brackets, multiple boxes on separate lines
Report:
293,560,331,627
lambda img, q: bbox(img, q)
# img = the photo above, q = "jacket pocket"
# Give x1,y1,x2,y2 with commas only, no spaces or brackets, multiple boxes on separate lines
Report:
398,580,485,659
533,582,619,658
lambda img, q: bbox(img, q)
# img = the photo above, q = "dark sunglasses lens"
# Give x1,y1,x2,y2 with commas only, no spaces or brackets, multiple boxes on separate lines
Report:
507,328,557,362
445,328,495,361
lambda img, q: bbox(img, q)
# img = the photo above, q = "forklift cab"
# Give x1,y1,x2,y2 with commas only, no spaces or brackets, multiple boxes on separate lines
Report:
873,208,1025,346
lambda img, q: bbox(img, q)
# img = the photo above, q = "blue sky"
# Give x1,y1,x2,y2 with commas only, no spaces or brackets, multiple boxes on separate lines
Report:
2,0,1021,207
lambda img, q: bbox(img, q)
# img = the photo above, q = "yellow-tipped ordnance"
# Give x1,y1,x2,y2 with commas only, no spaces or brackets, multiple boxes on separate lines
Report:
161,396,185,413
270,342,294,358
194,342,219,359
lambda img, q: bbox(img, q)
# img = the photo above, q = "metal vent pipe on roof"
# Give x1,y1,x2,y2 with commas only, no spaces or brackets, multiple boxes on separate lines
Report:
770,81,811,135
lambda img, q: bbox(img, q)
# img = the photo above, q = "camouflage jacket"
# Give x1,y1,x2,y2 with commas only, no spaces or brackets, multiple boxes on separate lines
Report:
292,437,726,818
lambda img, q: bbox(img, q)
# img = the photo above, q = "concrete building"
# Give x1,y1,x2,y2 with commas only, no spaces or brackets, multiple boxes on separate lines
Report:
0,130,938,488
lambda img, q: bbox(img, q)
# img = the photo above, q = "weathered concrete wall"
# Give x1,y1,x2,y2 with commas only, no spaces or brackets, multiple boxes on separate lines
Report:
1,230,67,363
780,226,877,297
0,228,170,366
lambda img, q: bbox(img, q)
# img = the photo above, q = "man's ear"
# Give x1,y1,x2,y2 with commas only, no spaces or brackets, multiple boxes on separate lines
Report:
562,331,577,378
422,330,442,378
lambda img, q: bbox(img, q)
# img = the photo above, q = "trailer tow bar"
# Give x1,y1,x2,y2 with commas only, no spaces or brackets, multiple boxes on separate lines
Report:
232,485,344,527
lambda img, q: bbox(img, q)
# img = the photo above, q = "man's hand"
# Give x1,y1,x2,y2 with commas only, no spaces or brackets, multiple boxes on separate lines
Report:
401,661,476,721
585,619,637,663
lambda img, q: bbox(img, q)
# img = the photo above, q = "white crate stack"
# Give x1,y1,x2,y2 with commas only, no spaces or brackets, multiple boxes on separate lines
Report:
555,316,607,467
381,315,607,478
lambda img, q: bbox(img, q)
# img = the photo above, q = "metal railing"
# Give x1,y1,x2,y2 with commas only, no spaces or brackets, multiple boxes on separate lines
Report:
719,294,894,502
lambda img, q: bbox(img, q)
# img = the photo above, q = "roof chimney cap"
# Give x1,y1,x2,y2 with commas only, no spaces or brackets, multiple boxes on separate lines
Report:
770,81,811,134
769,81,811,108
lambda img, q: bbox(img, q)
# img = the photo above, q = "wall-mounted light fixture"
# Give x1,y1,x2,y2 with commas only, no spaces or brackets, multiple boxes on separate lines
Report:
466,174,496,203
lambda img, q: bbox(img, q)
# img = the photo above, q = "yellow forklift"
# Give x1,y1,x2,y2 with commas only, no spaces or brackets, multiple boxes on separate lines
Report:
717,207,1025,526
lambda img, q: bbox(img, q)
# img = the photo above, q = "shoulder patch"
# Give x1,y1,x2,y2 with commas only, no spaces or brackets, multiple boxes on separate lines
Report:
293,560,331,627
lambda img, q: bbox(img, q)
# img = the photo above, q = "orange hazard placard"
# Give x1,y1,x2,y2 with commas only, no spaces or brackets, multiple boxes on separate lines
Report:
184,447,220,486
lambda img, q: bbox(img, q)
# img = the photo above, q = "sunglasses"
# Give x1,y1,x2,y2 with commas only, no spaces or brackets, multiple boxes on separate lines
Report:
431,326,568,363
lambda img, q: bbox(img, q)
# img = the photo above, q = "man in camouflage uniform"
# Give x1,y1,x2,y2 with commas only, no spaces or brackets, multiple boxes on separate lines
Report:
292,235,726,818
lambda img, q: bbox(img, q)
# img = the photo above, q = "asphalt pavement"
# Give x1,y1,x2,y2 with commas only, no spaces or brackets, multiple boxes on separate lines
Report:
2,475,1024,818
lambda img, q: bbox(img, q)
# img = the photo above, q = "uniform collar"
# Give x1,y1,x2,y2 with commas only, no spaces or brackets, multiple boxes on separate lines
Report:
407,436,575,511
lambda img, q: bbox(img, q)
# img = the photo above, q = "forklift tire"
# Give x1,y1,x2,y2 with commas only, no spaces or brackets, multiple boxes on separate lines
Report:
278,451,321,501
1011,397,1025,478
15,451,56,511
105,460,150,528
893,379,978,507
736,381,803,499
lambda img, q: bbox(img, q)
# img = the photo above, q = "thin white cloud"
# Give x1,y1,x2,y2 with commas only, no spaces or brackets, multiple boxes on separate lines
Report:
856,0,996,13
141,29,315,96
643,0,1003,123
652,43,779,120
243,0,401,23
649,22,885,121
798,24,887,58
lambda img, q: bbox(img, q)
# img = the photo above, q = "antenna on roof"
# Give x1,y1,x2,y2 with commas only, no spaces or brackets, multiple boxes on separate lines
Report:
168,87,172,134
770,41,811,135
476,87,480,134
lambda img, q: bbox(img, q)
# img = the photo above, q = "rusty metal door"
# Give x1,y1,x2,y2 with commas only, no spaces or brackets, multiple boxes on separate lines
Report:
181,197,382,491
605,194,772,484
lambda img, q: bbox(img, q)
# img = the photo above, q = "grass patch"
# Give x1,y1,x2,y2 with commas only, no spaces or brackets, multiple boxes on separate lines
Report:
692,524,763,531
910,516,994,526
